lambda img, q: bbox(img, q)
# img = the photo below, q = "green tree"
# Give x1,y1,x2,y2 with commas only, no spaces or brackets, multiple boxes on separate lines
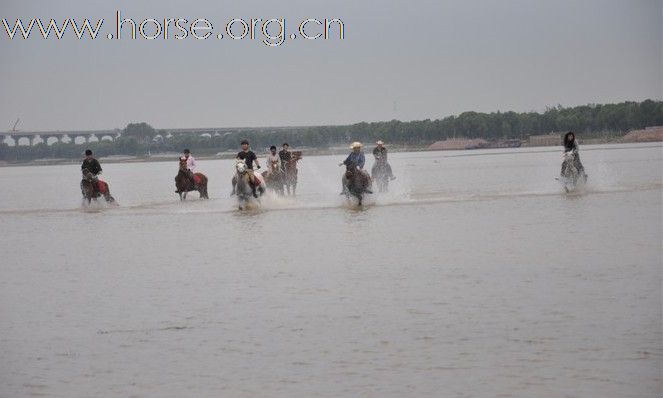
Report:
123,122,156,154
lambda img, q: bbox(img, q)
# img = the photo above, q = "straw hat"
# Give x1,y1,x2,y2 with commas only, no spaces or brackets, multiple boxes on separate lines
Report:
350,142,362,149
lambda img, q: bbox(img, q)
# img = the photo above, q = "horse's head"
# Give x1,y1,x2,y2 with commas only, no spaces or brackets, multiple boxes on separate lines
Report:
344,162,357,179
563,151,576,163
81,168,94,181
179,157,188,171
235,160,247,174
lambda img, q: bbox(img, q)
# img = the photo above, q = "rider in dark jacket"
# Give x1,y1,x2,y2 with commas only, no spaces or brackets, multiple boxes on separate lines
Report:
81,149,102,177
235,140,262,198
278,143,292,172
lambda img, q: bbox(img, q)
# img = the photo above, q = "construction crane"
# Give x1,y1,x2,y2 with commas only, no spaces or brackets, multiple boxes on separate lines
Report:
10,118,20,132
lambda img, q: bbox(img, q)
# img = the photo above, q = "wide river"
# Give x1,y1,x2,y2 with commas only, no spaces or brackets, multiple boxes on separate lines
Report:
1,144,661,397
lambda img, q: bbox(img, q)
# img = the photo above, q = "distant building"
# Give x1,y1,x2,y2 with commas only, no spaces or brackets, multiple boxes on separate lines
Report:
621,126,663,143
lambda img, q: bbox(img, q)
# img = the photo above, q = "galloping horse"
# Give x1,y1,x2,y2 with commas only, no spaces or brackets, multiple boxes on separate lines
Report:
175,157,209,200
559,151,587,193
81,169,117,205
233,160,265,210
284,151,302,195
342,161,372,206
262,159,285,195
372,158,390,193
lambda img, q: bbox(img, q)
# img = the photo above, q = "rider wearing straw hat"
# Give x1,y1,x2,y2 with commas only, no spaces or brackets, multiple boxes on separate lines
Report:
339,141,369,194
372,140,396,180
341,142,366,169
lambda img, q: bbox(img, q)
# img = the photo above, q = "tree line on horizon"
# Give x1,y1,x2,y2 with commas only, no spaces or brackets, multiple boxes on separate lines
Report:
2,99,661,161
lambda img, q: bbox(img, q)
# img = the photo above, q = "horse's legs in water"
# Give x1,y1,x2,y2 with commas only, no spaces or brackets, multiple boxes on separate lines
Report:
281,170,288,195
340,174,349,195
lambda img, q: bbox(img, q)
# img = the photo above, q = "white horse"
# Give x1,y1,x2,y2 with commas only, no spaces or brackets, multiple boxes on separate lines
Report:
232,160,266,210
558,151,587,193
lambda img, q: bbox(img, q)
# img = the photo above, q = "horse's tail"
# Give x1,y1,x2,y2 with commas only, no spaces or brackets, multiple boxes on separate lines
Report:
201,175,209,199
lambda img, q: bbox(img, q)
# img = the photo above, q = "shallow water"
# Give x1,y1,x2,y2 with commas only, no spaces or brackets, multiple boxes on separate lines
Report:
1,143,661,397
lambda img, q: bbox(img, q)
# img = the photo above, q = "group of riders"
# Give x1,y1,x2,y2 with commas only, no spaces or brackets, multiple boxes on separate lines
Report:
80,131,587,204
339,140,396,196
231,141,300,198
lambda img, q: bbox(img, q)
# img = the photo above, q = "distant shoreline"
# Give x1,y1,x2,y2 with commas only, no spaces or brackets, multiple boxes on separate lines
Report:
0,139,660,168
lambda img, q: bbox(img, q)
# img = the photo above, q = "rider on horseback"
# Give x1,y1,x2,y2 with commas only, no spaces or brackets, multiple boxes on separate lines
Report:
182,149,197,187
343,142,366,169
80,149,117,204
266,146,282,172
371,140,396,180
278,143,291,172
340,142,372,194
236,140,262,198
561,132,587,179
81,149,102,181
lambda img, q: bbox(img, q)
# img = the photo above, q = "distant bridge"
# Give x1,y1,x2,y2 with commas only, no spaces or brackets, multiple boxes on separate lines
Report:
1,129,121,146
1,126,304,146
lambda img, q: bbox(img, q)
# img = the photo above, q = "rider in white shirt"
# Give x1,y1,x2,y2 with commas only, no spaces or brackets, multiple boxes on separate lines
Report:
266,146,281,172
183,149,196,185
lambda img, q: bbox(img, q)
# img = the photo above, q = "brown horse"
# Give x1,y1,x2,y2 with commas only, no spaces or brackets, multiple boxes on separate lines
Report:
342,161,372,206
81,169,117,205
175,158,209,200
284,151,302,195
262,162,285,195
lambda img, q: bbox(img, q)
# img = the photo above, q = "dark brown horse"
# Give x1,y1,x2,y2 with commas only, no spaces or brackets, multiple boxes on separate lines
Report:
175,158,209,200
81,169,117,205
262,162,285,195
342,160,372,206
284,151,302,195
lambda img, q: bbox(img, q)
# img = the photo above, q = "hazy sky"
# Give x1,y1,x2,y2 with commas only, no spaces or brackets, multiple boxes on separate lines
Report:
0,0,661,131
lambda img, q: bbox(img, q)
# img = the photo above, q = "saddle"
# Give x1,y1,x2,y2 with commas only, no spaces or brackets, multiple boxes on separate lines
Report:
192,174,202,185
252,173,265,187
96,180,107,194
